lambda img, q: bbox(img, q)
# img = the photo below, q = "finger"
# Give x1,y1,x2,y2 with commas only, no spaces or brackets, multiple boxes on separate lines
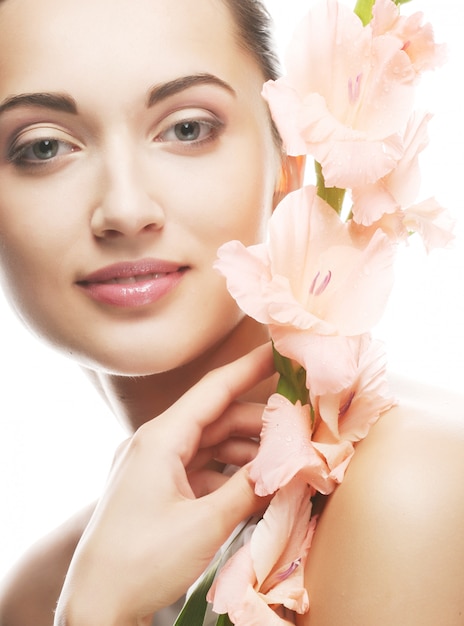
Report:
213,438,260,466
198,401,265,448
188,469,229,497
199,466,270,544
188,438,259,472
155,343,274,462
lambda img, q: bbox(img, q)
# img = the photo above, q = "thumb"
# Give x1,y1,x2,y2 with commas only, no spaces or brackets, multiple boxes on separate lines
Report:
204,466,269,543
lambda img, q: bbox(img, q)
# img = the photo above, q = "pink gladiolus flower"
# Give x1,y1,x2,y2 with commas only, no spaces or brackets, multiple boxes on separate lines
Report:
351,112,432,226
313,337,394,442
403,198,455,253
311,337,396,481
262,0,443,189
344,114,454,252
250,337,395,496
249,394,340,496
348,109,454,250
208,479,316,625
215,186,395,394
350,111,455,248
371,0,446,74
349,200,455,254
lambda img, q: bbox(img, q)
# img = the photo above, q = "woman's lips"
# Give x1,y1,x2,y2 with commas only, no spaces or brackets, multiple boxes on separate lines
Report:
76,259,188,307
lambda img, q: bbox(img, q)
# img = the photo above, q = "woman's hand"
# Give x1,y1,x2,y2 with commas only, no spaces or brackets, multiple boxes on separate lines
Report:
54,344,274,626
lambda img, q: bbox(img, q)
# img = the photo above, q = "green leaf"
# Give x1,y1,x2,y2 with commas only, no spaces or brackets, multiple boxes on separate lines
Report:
314,161,345,216
273,346,308,406
174,519,259,626
215,614,234,626
173,558,221,626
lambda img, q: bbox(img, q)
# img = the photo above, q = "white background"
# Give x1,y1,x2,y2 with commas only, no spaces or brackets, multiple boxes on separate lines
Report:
1,0,463,580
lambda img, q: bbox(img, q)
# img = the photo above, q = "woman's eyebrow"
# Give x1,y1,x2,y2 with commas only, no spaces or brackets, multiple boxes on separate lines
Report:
0,92,77,115
146,73,236,108
0,76,234,116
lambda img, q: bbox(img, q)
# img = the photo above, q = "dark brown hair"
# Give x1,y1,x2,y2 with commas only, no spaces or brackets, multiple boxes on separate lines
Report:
222,0,283,150
222,0,281,81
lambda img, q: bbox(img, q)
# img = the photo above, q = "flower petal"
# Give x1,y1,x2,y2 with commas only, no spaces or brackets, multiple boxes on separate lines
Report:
403,198,455,252
251,480,314,591
210,481,315,624
215,187,395,351
311,336,396,441
351,112,434,226
208,543,255,616
371,0,446,74
214,240,273,324
249,394,335,494
264,0,425,188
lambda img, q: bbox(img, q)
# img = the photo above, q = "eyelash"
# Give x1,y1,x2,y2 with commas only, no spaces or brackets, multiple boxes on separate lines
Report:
8,138,79,168
6,111,224,169
154,116,224,150
7,121,81,170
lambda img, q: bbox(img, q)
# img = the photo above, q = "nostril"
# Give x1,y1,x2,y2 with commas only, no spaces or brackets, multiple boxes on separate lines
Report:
90,193,166,238
95,222,162,241
142,223,162,233
97,229,122,240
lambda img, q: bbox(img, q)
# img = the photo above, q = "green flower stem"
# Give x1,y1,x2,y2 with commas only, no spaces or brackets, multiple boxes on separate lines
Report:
273,346,308,406
315,161,345,216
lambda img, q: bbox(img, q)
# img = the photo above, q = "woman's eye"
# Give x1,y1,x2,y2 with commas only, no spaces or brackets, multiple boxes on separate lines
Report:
156,117,222,146
173,121,204,141
29,139,60,160
9,137,79,166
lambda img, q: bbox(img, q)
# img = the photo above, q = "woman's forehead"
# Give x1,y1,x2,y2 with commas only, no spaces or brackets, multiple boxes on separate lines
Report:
0,0,231,55
0,0,252,97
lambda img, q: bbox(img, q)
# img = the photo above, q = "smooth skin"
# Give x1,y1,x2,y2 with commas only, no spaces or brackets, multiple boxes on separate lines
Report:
0,0,286,623
0,0,280,384
0,0,463,625
55,344,275,626
0,345,275,626
299,375,464,626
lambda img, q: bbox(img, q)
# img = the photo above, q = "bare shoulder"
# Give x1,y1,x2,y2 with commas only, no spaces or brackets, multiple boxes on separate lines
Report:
0,503,95,626
299,375,464,626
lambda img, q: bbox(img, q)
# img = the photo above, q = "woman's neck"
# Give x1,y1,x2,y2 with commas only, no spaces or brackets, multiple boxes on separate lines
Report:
85,317,275,432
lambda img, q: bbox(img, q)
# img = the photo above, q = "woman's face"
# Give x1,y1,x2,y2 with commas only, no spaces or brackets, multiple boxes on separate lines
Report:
0,0,279,374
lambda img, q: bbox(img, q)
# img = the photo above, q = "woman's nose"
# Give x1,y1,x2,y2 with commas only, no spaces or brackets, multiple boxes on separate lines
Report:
90,150,165,240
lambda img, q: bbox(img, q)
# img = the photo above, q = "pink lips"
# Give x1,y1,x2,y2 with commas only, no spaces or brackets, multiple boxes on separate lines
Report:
77,259,187,307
